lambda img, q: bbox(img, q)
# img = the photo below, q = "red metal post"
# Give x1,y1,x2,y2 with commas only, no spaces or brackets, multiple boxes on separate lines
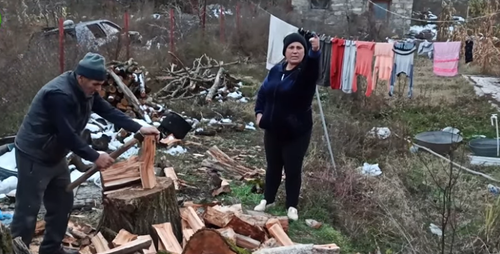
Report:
170,8,175,52
220,5,225,43
202,0,207,36
58,18,64,73
124,11,130,59
236,3,240,31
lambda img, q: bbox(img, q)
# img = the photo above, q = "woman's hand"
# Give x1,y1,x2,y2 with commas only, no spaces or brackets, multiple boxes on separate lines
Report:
309,35,320,51
256,113,262,126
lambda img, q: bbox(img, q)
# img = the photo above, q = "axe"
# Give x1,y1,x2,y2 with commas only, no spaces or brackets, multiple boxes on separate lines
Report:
65,111,192,192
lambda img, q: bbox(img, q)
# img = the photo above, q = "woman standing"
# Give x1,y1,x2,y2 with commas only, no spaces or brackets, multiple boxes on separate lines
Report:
254,32,321,221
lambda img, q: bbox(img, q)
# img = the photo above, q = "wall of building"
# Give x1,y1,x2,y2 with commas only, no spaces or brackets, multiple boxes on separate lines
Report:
291,0,414,35
412,0,468,16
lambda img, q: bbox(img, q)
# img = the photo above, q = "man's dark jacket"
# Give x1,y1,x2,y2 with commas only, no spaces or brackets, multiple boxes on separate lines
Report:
15,71,141,165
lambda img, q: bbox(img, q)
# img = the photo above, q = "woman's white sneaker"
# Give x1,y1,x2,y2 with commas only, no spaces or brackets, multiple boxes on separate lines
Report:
254,200,274,212
287,207,299,221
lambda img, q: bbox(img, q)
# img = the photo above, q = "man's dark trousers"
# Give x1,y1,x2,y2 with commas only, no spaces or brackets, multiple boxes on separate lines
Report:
10,150,73,254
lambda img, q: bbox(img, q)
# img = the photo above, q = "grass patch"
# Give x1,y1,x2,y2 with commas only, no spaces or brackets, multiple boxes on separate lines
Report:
226,183,356,253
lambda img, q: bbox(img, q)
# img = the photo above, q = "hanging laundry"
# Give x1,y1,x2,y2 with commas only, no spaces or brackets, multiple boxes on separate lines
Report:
340,40,356,93
465,38,473,63
353,41,375,94
266,15,298,70
390,41,416,97
329,38,345,90
417,40,433,59
316,36,332,87
433,41,461,77
371,42,394,97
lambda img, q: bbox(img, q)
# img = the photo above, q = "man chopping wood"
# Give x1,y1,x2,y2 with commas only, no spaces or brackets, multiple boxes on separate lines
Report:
11,52,159,254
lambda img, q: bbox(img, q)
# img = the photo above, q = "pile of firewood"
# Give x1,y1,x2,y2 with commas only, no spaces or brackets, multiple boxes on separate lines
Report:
33,219,156,253
99,58,164,120
153,53,243,101
33,203,339,254
177,202,341,253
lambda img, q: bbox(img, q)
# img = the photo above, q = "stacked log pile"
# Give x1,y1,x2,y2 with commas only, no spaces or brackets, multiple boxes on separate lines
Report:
99,58,164,121
153,53,244,102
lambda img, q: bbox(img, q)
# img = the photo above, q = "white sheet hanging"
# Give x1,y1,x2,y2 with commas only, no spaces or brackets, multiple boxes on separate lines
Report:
266,15,298,70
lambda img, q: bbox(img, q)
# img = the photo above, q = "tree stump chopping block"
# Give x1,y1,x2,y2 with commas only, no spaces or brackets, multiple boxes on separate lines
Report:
99,177,182,243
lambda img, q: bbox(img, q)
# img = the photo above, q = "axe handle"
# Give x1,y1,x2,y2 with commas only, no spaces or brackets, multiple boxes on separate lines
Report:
65,138,140,192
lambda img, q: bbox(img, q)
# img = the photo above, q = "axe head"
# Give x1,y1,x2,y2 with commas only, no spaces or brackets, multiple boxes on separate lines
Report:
133,131,146,143
158,111,192,139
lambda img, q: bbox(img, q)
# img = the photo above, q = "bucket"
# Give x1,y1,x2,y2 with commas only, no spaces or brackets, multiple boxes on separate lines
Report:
160,111,192,139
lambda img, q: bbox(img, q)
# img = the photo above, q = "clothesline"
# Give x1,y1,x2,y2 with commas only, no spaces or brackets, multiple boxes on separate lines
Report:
249,0,500,24
267,15,466,96
367,0,500,23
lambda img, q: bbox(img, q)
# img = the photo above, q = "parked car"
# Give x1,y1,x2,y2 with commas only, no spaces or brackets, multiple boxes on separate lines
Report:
29,19,142,50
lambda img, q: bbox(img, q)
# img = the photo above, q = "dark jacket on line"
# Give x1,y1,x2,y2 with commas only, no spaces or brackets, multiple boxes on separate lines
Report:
15,71,142,166
255,48,321,140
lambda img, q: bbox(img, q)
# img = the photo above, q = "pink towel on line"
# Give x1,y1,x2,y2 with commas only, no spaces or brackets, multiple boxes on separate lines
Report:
433,41,461,77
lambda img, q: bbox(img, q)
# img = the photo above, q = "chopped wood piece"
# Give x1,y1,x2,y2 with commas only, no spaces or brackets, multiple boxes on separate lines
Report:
181,206,205,232
182,228,240,254
140,135,158,189
153,222,183,254
120,98,129,107
62,234,76,246
216,227,236,243
181,218,188,229
35,220,45,236
99,177,182,242
244,211,289,232
138,235,156,254
104,177,141,191
159,134,181,146
96,237,152,254
267,223,293,246
67,226,91,247
164,167,179,190
212,178,231,196
235,233,260,250
203,206,234,228
91,232,110,252
101,156,142,191
183,228,194,247
79,246,92,254
111,229,137,247
216,204,243,214
116,103,127,111
261,238,279,248
226,214,266,242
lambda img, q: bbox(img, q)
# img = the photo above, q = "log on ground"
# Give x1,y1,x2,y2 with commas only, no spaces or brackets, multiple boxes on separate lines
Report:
99,177,182,243
182,228,244,254
251,244,340,254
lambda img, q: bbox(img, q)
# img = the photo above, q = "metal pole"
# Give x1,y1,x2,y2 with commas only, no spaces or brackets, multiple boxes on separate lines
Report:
315,86,336,173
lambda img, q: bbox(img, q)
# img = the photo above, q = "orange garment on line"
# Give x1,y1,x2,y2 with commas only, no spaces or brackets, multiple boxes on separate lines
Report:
329,38,345,90
352,41,375,94
370,42,394,96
